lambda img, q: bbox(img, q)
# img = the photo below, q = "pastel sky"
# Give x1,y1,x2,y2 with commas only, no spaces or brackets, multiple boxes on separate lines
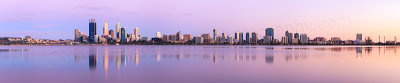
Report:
1,0,400,41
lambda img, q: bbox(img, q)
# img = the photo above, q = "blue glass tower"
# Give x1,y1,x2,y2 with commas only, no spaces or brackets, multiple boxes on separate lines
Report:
265,28,274,39
88,19,96,43
121,27,127,42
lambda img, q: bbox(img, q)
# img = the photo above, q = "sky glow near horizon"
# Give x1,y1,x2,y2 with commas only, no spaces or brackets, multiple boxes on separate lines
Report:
0,0,400,41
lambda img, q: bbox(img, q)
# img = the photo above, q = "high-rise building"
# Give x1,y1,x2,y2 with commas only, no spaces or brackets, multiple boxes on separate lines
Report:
251,32,258,44
356,33,362,40
89,18,97,43
156,32,161,38
103,21,109,35
281,36,289,44
121,27,127,42
355,33,363,44
201,33,211,43
265,28,274,40
109,30,114,38
246,32,250,44
300,34,308,44
221,33,226,43
176,31,182,41
193,36,204,44
285,31,293,44
294,33,299,39
115,21,120,39
239,32,243,43
134,27,139,38
226,36,233,44
213,29,218,42
74,29,80,42
235,32,240,40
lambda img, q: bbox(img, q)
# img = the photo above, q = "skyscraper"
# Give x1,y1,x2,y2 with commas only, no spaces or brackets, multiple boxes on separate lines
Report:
251,32,258,44
265,28,274,40
300,34,308,44
285,31,293,44
356,33,362,40
235,32,240,40
213,29,217,42
115,21,120,39
239,32,243,43
156,32,161,38
121,27,127,42
74,29,80,42
176,31,182,41
294,33,299,39
89,18,97,43
134,27,139,38
293,33,299,44
103,20,109,35
246,32,250,44
221,33,226,43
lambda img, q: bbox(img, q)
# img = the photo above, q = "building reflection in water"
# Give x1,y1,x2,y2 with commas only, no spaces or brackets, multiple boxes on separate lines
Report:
134,48,139,66
104,47,109,78
265,56,274,64
82,46,400,74
156,50,161,62
355,47,362,60
89,47,97,71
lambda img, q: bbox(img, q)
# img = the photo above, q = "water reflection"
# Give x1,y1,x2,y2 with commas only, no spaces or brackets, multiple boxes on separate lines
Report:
1,46,400,83
89,47,97,71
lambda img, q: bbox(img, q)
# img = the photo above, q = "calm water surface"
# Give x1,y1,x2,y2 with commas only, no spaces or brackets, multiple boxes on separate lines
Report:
0,45,399,83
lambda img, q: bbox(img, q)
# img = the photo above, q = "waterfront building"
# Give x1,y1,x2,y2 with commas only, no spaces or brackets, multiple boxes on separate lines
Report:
176,31,182,41
251,32,258,44
115,21,120,39
292,38,299,44
201,33,211,44
235,32,240,40
213,29,218,43
227,36,233,44
281,36,289,44
134,27,139,38
74,29,80,42
285,31,293,44
162,35,169,42
245,32,250,44
239,32,243,43
314,37,327,44
331,37,342,44
356,33,363,44
121,27,127,42
169,35,177,42
109,30,114,38
183,34,192,41
265,28,274,40
264,36,273,44
300,34,308,44
156,32,161,38
88,18,97,43
193,36,204,44
221,33,226,43
103,21,109,35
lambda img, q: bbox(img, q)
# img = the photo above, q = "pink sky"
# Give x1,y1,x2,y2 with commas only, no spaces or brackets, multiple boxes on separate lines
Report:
0,0,400,41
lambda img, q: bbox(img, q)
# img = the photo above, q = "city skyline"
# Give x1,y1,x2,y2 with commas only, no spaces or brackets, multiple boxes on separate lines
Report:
1,0,400,41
